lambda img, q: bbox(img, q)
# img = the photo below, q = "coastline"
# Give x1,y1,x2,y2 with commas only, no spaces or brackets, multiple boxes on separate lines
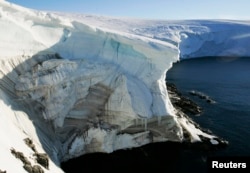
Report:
166,82,228,148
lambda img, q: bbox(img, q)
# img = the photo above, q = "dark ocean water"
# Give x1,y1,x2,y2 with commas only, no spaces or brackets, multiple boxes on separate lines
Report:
62,57,250,173
167,56,250,157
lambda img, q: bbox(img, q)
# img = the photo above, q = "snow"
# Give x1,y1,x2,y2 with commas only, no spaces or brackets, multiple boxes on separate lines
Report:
1,0,250,172
0,90,63,173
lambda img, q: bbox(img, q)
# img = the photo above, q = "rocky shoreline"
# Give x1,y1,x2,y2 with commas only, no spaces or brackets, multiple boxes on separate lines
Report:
166,82,228,149
166,82,202,115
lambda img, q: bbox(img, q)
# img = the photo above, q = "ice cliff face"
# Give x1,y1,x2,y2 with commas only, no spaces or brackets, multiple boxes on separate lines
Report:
1,1,250,172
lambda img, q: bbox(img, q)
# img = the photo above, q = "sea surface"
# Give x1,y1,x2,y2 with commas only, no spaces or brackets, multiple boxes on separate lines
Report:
62,57,250,173
166,56,250,172
167,56,250,157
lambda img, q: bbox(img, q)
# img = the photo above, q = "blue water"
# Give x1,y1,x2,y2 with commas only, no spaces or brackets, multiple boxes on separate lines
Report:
167,57,250,156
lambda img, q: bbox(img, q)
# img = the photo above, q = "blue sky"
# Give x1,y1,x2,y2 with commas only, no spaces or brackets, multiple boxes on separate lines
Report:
6,0,250,20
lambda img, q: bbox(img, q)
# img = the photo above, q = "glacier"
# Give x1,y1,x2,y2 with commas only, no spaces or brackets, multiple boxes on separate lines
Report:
1,1,250,172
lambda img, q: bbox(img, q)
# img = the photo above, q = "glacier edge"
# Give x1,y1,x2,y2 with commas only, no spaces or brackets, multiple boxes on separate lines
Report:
1,1,250,172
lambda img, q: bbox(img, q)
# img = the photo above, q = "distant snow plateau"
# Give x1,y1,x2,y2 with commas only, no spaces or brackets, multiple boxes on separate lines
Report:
1,0,250,172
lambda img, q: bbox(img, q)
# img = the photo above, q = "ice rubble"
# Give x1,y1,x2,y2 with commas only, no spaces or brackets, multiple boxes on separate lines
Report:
1,1,250,172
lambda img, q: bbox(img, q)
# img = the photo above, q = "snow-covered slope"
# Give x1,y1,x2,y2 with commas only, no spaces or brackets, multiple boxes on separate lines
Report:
1,0,250,172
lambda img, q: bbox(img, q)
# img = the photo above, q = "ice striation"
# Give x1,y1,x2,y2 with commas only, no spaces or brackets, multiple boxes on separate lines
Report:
1,1,250,172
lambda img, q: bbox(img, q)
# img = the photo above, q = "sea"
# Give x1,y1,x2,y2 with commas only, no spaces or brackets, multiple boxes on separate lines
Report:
61,56,250,173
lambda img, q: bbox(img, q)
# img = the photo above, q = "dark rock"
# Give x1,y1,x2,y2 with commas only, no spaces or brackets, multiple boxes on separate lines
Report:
24,138,37,153
166,82,202,115
32,165,44,173
22,157,32,166
166,82,228,149
0,170,6,173
199,95,206,99
175,96,202,115
188,90,216,104
23,164,33,173
189,90,196,96
10,148,31,165
33,153,49,169
207,99,212,103
10,147,47,173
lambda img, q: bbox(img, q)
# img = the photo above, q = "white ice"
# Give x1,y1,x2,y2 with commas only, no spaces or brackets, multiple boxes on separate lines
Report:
1,1,250,172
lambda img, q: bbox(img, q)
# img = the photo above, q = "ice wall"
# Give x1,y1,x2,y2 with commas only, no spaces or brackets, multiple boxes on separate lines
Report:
0,1,181,167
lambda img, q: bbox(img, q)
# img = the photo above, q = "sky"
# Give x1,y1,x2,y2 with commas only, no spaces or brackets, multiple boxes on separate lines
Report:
6,0,250,20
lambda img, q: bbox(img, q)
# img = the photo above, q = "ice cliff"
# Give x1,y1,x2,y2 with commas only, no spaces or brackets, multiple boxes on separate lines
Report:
1,1,250,172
